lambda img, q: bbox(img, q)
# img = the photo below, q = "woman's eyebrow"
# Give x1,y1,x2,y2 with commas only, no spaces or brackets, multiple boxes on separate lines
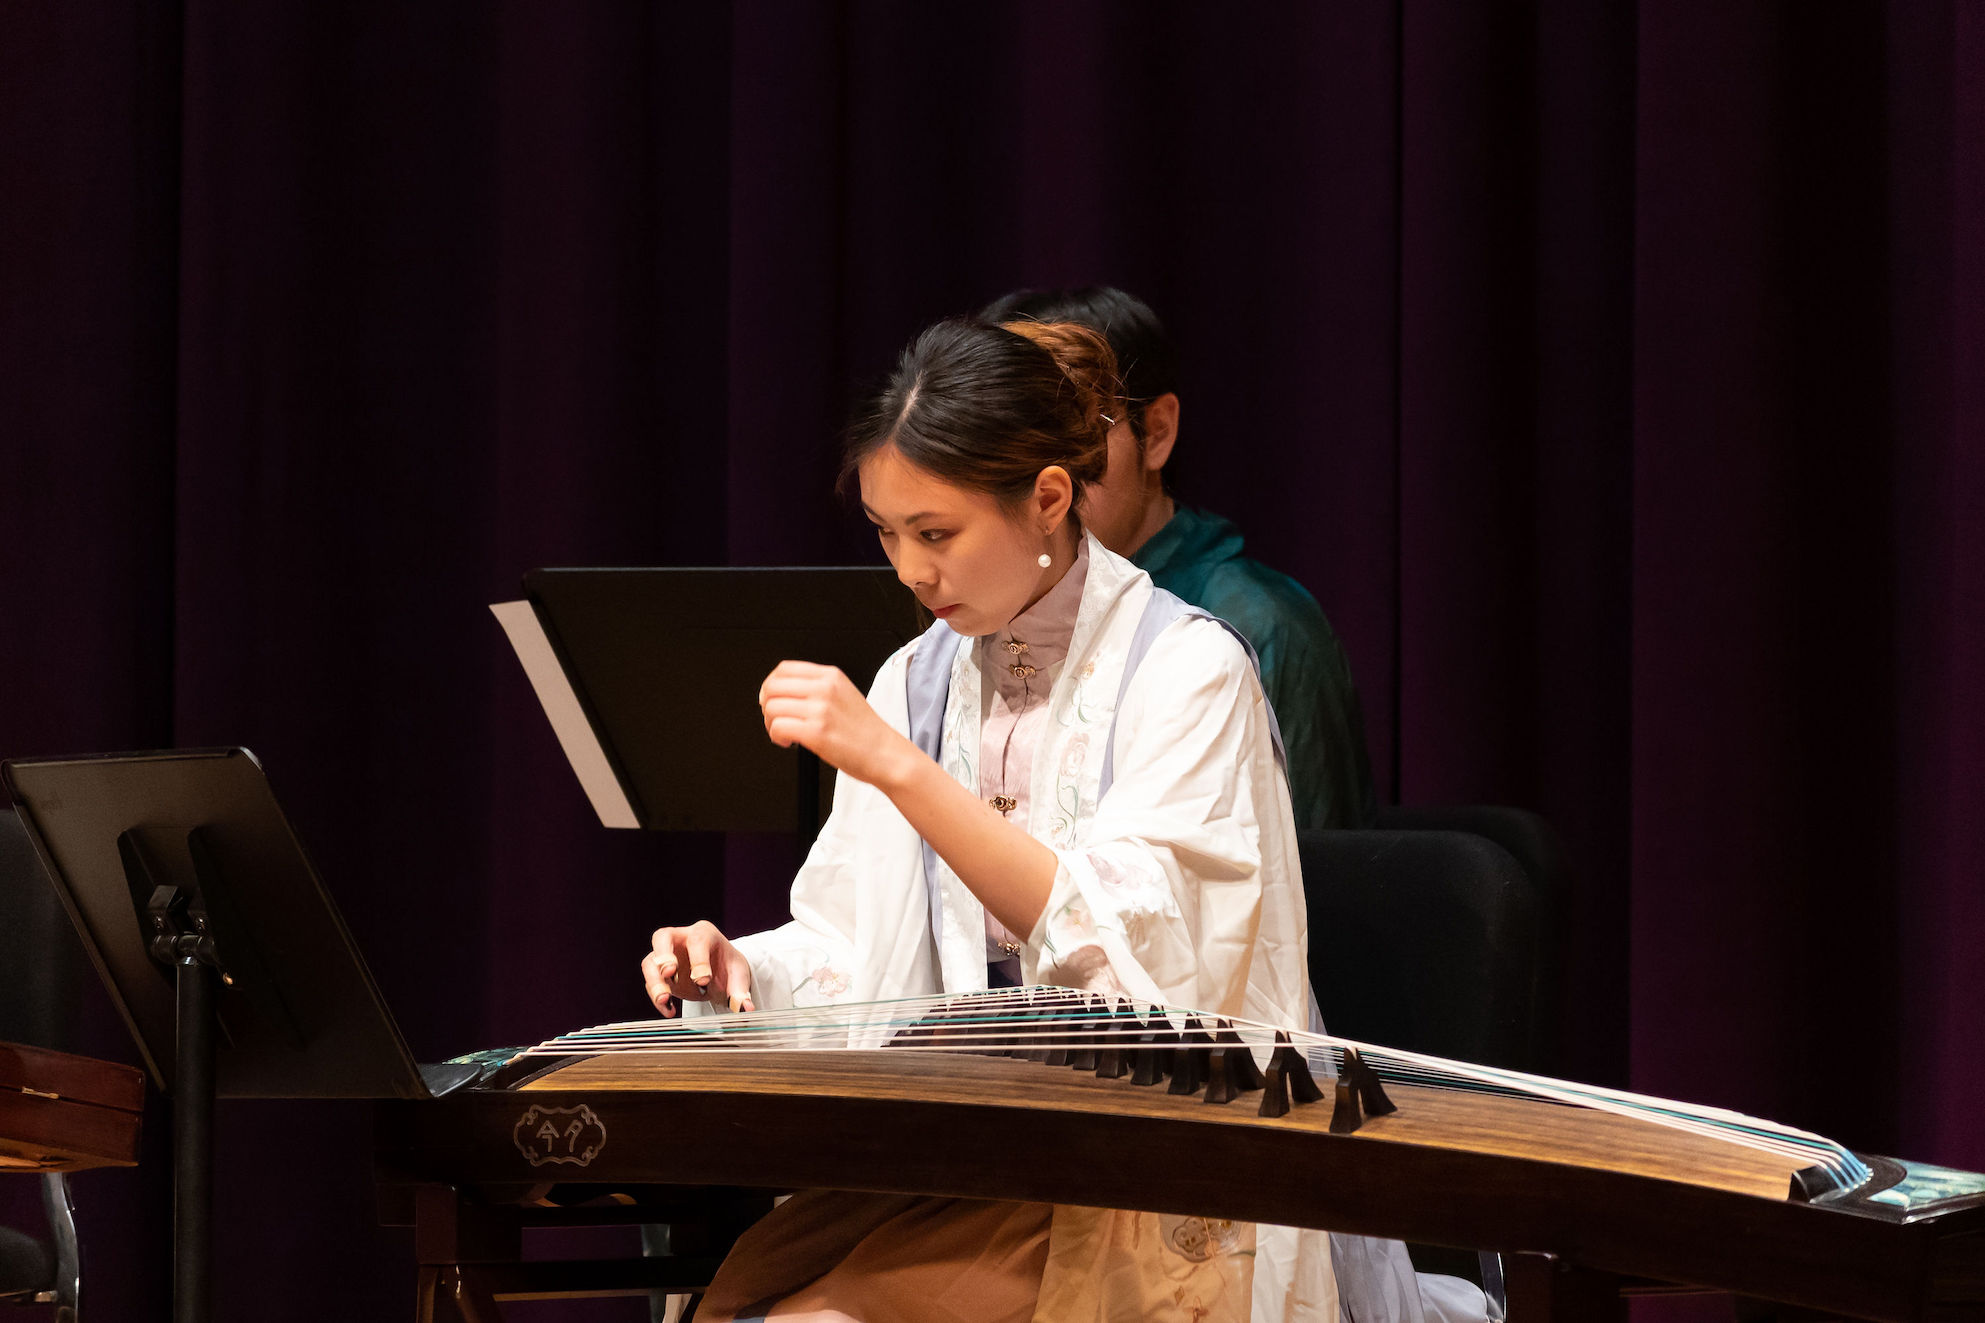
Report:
861,505,938,525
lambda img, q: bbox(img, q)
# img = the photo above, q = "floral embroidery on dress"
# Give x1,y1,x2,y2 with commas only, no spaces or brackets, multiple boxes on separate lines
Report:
1054,658,1101,729
1088,853,1175,929
1053,895,1091,932
1048,731,1091,847
787,952,852,1007
1058,733,1089,780
1090,850,1141,893
1048,855,1162,967
940,664,976,789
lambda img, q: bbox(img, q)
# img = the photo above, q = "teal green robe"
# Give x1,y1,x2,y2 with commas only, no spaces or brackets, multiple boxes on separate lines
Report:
1133,505,1376,831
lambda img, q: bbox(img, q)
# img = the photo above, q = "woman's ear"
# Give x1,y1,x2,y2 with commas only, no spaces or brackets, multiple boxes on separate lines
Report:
1034,465,1075,531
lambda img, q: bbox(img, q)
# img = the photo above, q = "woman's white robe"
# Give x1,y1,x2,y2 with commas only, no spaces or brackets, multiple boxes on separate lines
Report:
722,535,1343,1322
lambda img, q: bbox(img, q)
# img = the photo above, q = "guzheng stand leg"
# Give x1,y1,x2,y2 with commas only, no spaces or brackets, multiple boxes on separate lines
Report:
400,1184,744,1321
412,1187,515,1323
415,1267,502,1323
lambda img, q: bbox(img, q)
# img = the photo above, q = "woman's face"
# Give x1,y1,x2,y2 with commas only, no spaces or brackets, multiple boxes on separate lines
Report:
859,445,1062,637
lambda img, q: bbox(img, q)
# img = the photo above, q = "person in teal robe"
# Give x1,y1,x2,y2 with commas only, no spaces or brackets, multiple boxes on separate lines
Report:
982,286,1376,830
1134,503,1375,830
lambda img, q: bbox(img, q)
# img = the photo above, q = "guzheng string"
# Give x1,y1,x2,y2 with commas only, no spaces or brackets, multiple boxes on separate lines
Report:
515,986,1868,1196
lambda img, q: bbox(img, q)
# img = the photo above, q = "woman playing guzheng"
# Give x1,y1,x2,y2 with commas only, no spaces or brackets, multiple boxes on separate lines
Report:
638,318,1450,1323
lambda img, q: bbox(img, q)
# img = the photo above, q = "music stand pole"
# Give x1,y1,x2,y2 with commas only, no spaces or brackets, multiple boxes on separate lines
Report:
149,879,223,1323
173,954,215,1323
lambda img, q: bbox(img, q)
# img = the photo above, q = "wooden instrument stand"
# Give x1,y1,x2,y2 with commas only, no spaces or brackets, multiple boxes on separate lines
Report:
384,1184,762,1323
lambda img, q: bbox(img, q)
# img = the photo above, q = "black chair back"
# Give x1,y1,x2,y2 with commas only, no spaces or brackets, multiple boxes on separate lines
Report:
1374,805,1570,911
0,807,81,1050
1299,827,1545,1073
1374,804,1571,1075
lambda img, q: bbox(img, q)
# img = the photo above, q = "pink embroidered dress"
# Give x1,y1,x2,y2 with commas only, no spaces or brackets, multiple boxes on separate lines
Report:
978,541,1089,980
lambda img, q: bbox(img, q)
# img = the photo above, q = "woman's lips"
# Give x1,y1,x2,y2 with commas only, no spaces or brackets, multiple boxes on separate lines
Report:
931,604,960,619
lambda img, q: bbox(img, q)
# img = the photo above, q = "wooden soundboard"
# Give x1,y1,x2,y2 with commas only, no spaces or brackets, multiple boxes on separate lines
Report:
376,1047,1985,1322
0,1041,145,1173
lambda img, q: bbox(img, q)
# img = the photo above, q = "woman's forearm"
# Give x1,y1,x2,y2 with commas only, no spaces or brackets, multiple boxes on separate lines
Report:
875,744,1057,937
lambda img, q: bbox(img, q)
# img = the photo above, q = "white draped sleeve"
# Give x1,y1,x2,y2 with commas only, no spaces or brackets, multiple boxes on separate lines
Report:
710,646,937,1014
1023,615,1308,1026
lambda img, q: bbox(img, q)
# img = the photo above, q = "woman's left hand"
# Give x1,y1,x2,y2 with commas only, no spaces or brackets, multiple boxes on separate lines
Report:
758,660,914,788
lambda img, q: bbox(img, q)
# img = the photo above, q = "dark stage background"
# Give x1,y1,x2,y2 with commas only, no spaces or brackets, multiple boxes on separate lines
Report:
2,4,1981,1319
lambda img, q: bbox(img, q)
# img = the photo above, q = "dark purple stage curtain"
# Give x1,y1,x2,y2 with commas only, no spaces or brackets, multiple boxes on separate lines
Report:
2,4,1981,1319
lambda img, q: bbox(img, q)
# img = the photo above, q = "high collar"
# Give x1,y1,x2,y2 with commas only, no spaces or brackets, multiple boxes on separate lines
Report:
983,538,1090,696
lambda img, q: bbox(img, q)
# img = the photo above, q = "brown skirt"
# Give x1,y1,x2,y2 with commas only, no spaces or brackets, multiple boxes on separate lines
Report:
696,1191,1053,1323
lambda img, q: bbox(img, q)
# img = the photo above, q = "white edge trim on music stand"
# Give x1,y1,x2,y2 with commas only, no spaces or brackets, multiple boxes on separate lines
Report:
490,600,641,830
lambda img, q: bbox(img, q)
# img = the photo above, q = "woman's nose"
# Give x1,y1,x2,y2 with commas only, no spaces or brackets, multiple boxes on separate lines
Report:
895,547,933,590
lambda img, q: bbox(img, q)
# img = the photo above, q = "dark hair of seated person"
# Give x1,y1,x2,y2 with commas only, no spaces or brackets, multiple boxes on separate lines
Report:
979,286,1178,443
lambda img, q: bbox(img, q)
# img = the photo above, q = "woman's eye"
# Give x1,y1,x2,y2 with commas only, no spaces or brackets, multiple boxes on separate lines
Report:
872,526,894,539
919,529,949,544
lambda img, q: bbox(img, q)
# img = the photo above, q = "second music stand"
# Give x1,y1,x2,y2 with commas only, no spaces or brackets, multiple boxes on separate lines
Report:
492,566,926,858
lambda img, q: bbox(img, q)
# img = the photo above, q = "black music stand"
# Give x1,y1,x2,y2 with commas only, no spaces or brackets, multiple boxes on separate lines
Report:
1,748,433,1323
492,567,925,859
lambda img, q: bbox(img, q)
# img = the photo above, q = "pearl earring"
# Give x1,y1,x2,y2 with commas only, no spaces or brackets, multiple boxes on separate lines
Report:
1038,552,1052,569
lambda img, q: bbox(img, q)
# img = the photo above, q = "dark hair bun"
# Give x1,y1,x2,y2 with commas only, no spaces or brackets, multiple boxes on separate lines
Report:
842,318,1126,509
999,319,1124,467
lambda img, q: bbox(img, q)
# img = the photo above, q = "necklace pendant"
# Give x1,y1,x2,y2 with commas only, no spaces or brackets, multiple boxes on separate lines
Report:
989,794,1017,814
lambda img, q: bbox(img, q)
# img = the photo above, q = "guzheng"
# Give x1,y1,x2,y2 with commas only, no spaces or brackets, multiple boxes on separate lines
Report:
376,987,1985,1322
